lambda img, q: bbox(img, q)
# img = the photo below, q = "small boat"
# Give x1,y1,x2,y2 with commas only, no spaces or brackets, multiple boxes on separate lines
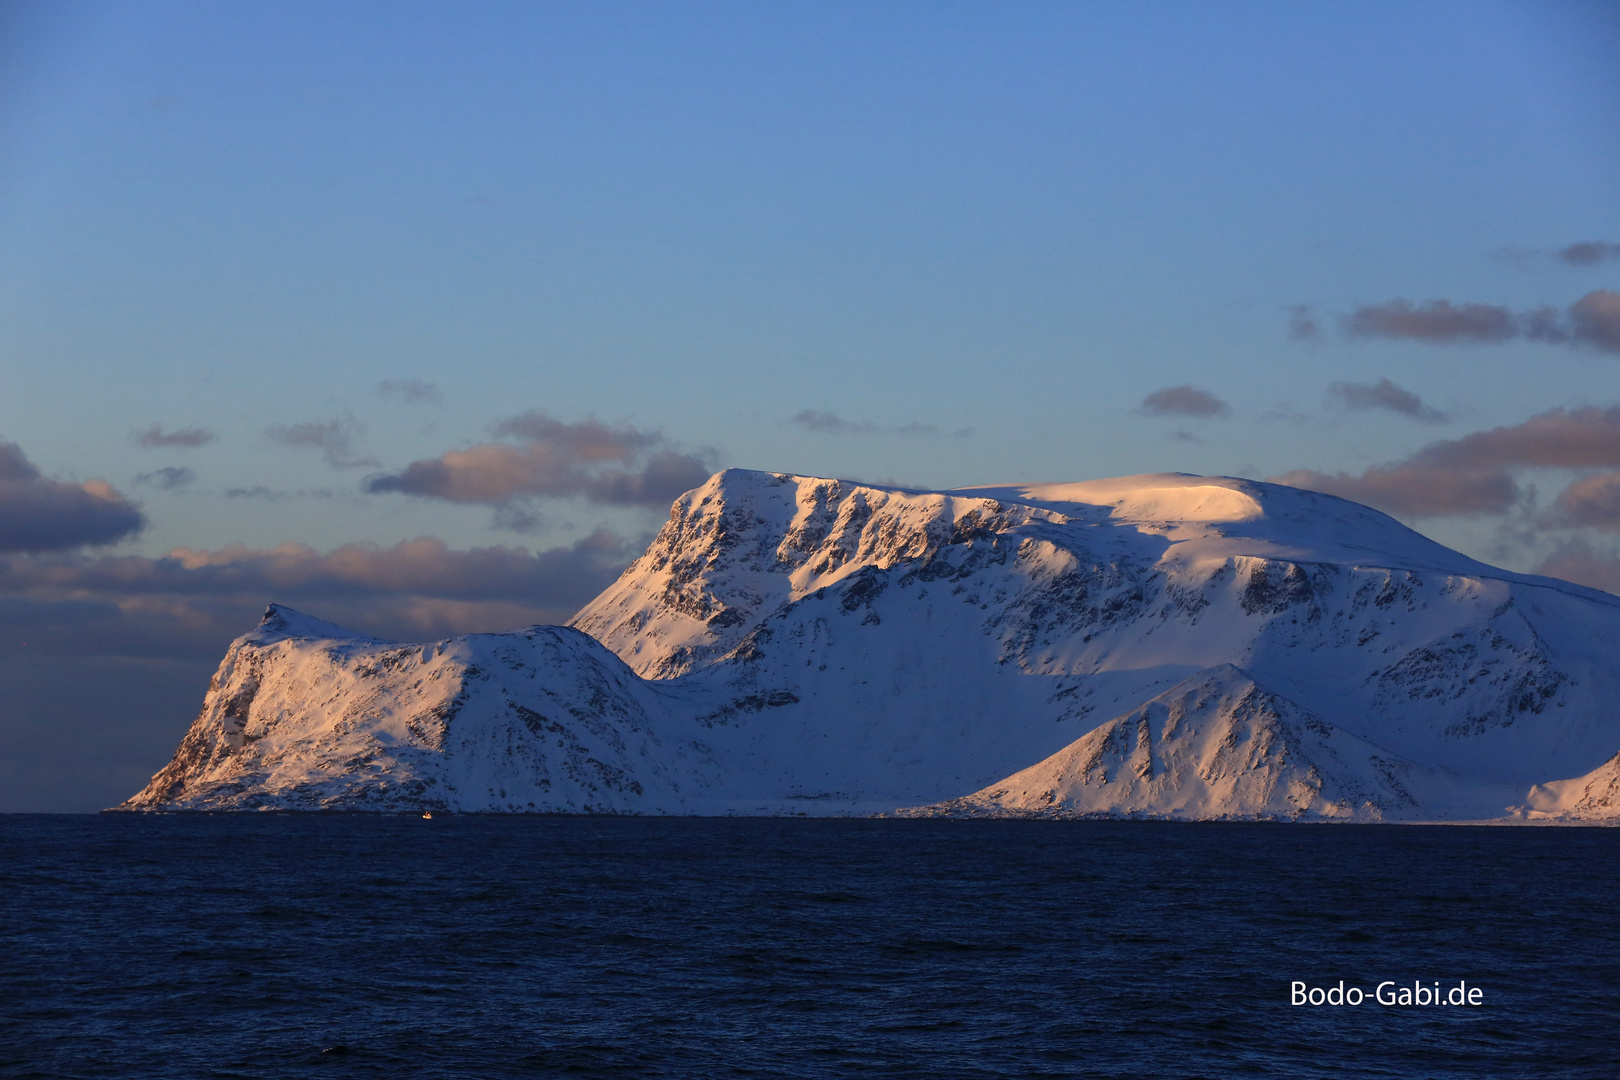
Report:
422,811,433,819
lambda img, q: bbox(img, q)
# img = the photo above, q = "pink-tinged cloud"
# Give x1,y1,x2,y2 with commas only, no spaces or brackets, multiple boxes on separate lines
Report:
2,531,632,605
1273,406,1620,518
1570,290,1620,354
0,529,642,659
1138,385,1230,418
1418,406,1620,470
1269,465,1518,517
1533,540,1620,597
1343,300,1518,343
1342,292,1620,355
366,413,714,511
1549,472,1620,529
0,441,145,552
369,443,579,503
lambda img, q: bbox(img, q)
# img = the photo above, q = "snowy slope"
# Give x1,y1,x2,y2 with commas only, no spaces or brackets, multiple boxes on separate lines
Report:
120,469,1620,820
118,606,711,812
1519,752,1620,821
898,665,1510,821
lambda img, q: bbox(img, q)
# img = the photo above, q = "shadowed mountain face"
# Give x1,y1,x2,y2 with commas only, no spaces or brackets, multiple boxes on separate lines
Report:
119,470,1620,820
903,666,1460,821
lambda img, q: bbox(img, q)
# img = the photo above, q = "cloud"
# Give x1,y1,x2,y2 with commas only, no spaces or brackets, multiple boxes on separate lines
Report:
365,412,714,513
376,379,443,405
1270,464,1517,517
0,441,145,552
1272,405,1620,518
1328,378,1449,422
134,424,214,448
224,485,282,500
1138,386,1230,418
492,411,660,460
1569,290,1620,353
133,466,197,490
1343,292,1620,354
0,529,642,653
266,415,378,469
1533,540,1620,595
223,486,336,500
1343,300,1518,344
1549,471,1620,529
1558,242,1620,267
171,532,631,605
793,410,878,435
1288,305,1320,340
492,503,543,533
1416,406,1620,470
789,410,969,438
580,451,717,505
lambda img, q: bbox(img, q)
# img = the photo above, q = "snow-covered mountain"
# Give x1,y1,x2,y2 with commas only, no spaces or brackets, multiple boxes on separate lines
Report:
117,469,1620,821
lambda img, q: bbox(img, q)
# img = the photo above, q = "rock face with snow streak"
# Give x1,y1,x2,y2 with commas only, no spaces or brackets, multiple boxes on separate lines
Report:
118,469,1620,820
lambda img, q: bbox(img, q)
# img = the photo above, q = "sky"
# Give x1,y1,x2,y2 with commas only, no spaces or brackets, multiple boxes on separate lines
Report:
1,0,1617,810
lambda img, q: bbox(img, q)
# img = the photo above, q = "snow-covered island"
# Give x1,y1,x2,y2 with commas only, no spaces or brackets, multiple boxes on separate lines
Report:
115,470,1620,821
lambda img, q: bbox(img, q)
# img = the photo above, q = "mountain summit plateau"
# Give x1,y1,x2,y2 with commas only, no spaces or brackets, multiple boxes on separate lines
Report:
117,470,1620,821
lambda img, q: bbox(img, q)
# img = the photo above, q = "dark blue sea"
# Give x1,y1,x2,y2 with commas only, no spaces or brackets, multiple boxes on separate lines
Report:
2,816,1615,1079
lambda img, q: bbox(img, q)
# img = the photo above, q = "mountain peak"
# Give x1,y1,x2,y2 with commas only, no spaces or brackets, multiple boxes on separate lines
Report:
248,604,390,646
118,469,1620,820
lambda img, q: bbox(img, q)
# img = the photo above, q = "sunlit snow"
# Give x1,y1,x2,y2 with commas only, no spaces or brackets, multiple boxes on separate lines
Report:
118,470,1620,821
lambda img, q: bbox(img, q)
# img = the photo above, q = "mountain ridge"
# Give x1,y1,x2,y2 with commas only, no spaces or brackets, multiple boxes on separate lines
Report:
116,469,1620,821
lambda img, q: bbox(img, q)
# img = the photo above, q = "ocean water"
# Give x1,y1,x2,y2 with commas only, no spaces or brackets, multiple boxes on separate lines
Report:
1,816,1615,1079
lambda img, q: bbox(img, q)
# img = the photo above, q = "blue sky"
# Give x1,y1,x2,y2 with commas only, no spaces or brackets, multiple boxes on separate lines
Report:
2,0,1618,808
